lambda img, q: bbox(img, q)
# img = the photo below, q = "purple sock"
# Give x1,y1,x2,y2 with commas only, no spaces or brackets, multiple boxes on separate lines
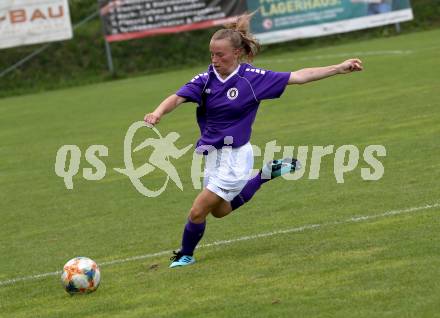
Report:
230,171,270,211
180,219,206,256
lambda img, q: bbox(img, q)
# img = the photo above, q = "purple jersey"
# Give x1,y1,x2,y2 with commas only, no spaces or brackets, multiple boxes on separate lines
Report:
176,63,290,149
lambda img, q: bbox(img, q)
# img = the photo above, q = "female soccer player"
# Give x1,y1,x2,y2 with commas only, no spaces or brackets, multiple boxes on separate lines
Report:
144,13,363,268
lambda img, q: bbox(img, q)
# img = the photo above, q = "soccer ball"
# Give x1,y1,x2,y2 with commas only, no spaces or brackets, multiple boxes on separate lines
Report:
61,257,101,295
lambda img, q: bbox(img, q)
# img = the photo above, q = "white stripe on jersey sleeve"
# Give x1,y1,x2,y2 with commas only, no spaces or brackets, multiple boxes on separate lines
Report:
191,72,208,83
245,67,266,75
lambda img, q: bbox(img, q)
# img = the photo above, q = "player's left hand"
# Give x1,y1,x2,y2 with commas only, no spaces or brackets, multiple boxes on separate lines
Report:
337,58,363,74
144,112,160,127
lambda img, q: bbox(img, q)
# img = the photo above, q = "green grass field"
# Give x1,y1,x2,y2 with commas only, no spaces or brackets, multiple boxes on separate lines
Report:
1,28,439,317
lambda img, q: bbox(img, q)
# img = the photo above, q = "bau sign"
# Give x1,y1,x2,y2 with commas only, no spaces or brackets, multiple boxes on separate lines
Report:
0,6,65,24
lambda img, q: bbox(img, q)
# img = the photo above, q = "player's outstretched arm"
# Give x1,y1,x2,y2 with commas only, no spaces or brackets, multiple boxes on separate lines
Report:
144,94,186,126
288,58,363,85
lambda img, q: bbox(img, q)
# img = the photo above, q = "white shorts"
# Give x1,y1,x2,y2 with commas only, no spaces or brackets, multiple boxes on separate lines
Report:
203,142,254,202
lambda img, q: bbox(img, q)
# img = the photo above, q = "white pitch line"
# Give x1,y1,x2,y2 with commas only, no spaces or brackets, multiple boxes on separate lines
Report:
0,202,438,287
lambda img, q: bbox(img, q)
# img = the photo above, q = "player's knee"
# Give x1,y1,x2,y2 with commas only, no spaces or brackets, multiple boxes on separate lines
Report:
189,206,207,222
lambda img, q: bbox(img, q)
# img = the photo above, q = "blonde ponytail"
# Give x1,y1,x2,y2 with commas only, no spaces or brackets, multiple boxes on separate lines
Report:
211,12,260,62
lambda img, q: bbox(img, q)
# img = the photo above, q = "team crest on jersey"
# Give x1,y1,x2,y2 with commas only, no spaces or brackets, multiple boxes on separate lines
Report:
227,87,239,100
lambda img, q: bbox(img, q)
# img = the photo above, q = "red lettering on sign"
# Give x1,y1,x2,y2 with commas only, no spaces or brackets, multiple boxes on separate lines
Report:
10,10,26,23
31,9,47,21
7,6,65,24
49,5,64,18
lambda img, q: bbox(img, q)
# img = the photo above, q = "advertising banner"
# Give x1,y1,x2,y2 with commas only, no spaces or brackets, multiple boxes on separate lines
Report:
99,0,413,44
99,0,247,42
0,0,73,50
249,0,414,44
